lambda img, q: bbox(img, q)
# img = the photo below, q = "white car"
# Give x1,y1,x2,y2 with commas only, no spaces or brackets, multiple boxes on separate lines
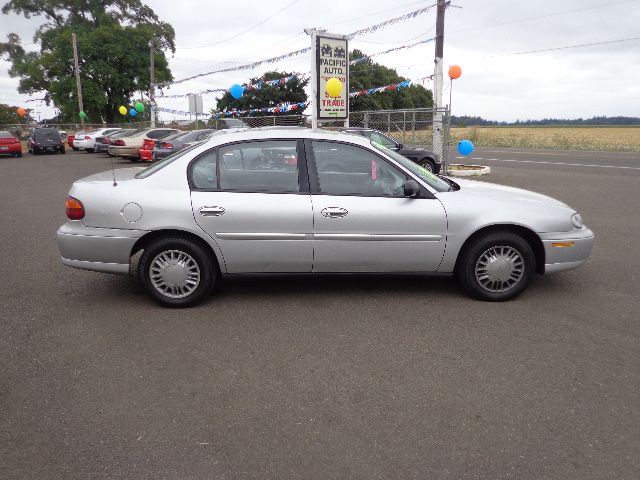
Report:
73,128,121,153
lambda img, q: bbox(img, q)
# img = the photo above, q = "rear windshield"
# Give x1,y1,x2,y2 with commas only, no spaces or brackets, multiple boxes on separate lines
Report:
135,143,201,179
34,129,61,141
0,131,14,138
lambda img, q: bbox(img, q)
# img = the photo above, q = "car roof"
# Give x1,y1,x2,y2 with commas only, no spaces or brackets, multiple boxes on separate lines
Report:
202,127,371,147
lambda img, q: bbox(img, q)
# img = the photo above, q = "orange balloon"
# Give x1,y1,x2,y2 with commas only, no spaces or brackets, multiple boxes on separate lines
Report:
448,65,462,80
16,107,26,117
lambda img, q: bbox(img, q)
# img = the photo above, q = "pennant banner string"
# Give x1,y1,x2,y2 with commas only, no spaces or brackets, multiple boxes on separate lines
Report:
170,3,437,85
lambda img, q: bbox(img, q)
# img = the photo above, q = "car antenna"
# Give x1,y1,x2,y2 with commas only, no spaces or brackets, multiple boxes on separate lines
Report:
110,148,118,186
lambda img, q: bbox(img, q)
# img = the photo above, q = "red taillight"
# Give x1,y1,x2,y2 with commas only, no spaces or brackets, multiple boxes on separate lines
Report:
65,196,85,220
84,135,91,140
103,138,112,144
161,142,173,149
113,139,125,146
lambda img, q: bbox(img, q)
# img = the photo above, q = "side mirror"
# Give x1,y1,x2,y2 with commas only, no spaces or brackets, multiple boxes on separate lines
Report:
395,143,403,150
403,179,420,197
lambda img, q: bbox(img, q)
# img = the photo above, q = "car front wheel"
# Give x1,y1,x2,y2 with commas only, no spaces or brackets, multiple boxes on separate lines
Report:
456,231,535,301
138,237,216,307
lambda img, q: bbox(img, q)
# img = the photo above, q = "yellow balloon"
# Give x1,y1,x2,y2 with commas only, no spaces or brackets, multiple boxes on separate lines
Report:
326,77,342,98
118,105,127,115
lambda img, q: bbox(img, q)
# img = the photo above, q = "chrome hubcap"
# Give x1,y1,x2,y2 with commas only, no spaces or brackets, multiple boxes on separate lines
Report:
475,245,524,293
150,250,200,299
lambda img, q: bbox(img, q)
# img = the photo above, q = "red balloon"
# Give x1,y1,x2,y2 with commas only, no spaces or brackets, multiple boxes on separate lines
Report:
448,65,462,80
16,107,26,117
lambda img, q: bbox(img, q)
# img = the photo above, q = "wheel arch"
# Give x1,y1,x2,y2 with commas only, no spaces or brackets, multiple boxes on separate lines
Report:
130,228,225,274
454,224,545,275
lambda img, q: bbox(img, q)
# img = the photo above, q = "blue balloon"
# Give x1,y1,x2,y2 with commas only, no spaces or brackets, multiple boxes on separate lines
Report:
129,108,137,117
229,84,244,100
458,139,474,156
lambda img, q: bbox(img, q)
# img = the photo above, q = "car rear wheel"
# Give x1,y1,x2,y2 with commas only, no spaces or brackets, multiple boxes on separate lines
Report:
72,147,79,151
17,152,22,158
456,231,535,301
138,237,216,307
86,148,94,153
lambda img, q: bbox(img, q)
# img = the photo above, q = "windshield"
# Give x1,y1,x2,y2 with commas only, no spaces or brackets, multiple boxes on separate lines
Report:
34,129,61,141
371,142,450,192
135,143,202,179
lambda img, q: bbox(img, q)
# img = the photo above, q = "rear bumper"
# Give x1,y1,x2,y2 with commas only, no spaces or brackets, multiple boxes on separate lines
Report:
56,221,148,275
0,145,21,154
108,145,140,157
540,227,594,274
139,149,153,162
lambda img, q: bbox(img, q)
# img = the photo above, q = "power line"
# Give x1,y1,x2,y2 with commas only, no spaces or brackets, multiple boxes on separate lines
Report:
451,0,639,35
178,0,301,50
491,35,640,57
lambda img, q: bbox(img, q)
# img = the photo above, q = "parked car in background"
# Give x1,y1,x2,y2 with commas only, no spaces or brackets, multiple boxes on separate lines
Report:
70,130,96,151
108,128,179,160
95,129,134,154
152,129,215,160
339,127,441,173
27,127,65,155
56,128,594,307
67,133,76,149
0,130,22,157
74,127,121,153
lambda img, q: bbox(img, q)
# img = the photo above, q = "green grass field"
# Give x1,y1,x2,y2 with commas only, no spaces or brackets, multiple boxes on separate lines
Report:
449,126,640,152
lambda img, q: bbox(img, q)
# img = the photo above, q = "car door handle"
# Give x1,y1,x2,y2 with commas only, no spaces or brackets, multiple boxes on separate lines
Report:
321,207,348,218
199,206,225,217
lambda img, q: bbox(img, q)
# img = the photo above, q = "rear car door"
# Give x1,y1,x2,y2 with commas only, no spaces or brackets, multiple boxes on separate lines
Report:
307,140,447,272
190,139,314,273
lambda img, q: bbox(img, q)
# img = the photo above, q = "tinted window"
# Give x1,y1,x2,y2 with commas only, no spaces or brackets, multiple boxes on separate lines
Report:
190,150,218,189
312,141,406,197
368,131,397,149
0,131,13,138
218,140,299,193
34,129,61,141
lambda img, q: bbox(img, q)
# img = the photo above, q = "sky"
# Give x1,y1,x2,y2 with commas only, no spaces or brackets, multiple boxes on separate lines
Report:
1,0,639,122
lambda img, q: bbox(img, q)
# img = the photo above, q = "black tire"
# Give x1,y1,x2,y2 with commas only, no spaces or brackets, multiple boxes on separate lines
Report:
138,236,216,307
72,147,79,151
86,148,94,153
130,157,140,163
60,148,66,154
455,231,535,301
419,158,436,173
33,147,40,155
17,152,22,158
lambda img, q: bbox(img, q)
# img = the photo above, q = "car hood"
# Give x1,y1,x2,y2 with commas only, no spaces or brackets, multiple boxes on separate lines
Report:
401,146,433,156
450,178,571,209
75,167,145,183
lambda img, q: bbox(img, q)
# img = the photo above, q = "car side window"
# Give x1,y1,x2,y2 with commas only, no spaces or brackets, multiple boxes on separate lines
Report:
311,141,407,197
190,149,218,189
217,140,299,193
368,132,397,149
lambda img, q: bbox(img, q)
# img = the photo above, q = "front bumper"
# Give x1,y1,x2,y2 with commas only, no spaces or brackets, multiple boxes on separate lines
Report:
540,227,594,274
56,221,148,275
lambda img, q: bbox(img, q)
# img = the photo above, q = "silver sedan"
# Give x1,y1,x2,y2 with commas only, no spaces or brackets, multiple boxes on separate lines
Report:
56,128,594,307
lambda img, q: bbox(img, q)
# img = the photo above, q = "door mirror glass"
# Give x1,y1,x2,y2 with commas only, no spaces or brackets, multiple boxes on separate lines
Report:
395,143,403,150
403,179,420,197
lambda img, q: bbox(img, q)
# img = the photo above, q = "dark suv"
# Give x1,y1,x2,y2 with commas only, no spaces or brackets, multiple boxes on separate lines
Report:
28,128,65,155
340,127,440,173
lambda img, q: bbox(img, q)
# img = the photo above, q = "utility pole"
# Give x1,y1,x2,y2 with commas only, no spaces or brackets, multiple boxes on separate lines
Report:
72,33,84,127
432,0,446,171
149,40,156,127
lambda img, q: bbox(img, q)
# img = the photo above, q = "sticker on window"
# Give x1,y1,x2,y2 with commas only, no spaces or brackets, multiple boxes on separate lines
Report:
417,165,437,180
371,160,377,180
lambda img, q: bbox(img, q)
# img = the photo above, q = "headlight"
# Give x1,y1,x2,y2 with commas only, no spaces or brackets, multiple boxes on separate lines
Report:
571,213,583,229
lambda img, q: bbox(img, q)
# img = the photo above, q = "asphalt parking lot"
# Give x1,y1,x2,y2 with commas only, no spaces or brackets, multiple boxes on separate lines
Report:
1,148,639,479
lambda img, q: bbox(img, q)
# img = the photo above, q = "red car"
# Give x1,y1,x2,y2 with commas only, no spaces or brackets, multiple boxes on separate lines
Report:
67,134,75,149
139,138,155,162
0,130,22,157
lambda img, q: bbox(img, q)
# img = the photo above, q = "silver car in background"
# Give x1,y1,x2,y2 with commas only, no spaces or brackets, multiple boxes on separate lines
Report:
56,128,594,307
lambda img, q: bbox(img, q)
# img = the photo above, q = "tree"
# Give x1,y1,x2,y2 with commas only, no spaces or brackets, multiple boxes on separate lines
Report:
0,103,34,124
0,0,175,123
349,49,433,111
215,71,308,116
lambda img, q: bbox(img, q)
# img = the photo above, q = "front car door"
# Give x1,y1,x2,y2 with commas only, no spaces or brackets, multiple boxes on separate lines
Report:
190,139,314,273
306,139,447,272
